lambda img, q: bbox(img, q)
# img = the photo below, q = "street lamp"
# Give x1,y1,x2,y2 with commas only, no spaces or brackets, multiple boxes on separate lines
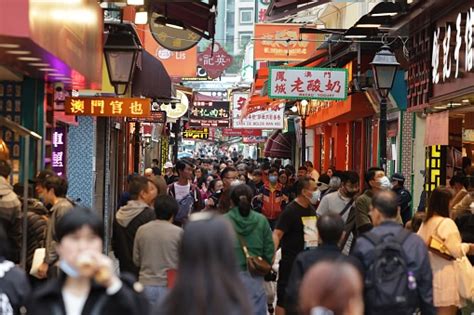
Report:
371,44,399,170
103,29,142,95
296,99,312,164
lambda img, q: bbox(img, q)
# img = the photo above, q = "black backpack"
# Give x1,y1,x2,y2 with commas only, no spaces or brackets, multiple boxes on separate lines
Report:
362,229,416,313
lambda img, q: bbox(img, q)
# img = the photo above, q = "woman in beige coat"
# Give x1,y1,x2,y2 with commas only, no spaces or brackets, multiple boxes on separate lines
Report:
417,186,474,315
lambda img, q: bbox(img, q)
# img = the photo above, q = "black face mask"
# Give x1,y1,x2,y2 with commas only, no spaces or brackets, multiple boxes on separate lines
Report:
345,190,358,198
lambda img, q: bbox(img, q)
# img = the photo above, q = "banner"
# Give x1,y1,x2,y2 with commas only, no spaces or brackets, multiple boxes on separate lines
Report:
190,101,230,127
268,67,348,101
65,97,151,118
182,128,209,140
232,92,284,129
254,24,320,61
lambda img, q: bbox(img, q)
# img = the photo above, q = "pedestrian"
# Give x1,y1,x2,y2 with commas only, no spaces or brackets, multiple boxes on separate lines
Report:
449,175,468,209
259,167,285,229
168,160,204,225
285,213,363,315
117,173,139,209
296,166,308,180
352,190,436,315
29,169,55,208
113,176,157,277
405,211,426,233
225,184,274,315
249,169,264,195
326,166,336,178
149,174,168,196
417,186,474,315
315,174,330,201
304,161,319,182
298,261,364,315
354,167,386,235
37,175,74,279
204,178,223,210
452,175,474,219
390,173,412,225
155,212,253,315
217,166,239,213
272,177,318,315
26,207,148,315
133,195,182,306
0,159,22,263
317,171,360,222
193,167,205,185
0,224,31,314
163,162,177,185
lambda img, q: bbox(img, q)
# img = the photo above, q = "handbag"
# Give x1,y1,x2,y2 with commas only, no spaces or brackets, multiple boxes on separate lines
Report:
427,219,455,261
454,246,474,301
238,235,271,277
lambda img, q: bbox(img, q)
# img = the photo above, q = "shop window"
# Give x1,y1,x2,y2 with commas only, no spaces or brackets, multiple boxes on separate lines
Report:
239,9,253,24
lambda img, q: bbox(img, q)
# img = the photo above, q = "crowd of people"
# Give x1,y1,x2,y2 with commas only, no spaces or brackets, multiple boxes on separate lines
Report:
0,155,473,315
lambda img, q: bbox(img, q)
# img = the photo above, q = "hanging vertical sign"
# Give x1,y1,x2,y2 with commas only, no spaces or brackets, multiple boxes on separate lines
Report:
52,126,67,177
160,137,170,174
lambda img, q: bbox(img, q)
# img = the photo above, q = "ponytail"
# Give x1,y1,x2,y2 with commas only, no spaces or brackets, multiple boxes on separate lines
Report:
237,195,251,217
230,184,253,217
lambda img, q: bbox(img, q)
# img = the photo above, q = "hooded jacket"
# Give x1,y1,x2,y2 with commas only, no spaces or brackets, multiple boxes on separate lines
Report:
23,198,49,271
224,207,274,272
113,200,155,276
0,176,22,263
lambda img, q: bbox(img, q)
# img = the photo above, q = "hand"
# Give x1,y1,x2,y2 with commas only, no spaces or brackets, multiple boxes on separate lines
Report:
206,198,215,207
282,195,289,202
257,194,263,201
37,262,48,279
77,251,118,288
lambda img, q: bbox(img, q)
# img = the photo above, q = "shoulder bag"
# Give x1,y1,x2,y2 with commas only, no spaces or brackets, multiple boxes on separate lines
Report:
238,235,271,277
427,218,455,261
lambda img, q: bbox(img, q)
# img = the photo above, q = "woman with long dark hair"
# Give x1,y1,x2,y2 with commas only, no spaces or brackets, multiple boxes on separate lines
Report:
224,184,274,315
417,186,474,315
155,212,252,315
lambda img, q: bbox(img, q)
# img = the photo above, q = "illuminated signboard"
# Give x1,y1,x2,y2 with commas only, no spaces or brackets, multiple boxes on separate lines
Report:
189,101,230,128
127,111,167,123
182,128,209,140
52,126,67,176
65,97,151,118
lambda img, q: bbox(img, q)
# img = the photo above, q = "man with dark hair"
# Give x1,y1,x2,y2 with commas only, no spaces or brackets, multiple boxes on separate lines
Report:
29,169,55,202
449,174,468,209
285,213,362,315
259,167,285,229
297,166,308,179
391,173,412,225
113,176,157,276
352,191,435,315
273,177,318,315
354,167,386,234
168,160,204,224
37,175,74,278
133,195,182,305
0,160,22,263
317,171,360,223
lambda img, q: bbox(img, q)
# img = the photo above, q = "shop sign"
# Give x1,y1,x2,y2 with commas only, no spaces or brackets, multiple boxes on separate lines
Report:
190,101,230,127
182,128,209,140
160,137,169,174
432,7,474,84
424,111,449,146
232,92,285,129
222,128,262,137
65,97,151,118
52,126,66,177
197,43,233,79
243,136,267,143
254,24,320,61
127,111,167,123
149,12,201,51
268,67,348,101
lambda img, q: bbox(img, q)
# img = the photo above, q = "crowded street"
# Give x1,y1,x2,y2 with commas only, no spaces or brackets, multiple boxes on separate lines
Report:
1,0,474,314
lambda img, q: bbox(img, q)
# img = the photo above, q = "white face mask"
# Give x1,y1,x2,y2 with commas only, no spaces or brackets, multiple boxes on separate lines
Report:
231,180,244,187
310,190,321,204
378,176,391,190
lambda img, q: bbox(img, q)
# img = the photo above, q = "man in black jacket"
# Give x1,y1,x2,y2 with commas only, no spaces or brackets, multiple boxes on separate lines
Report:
352,191,435,315
390,173,412,225
284,213,362,315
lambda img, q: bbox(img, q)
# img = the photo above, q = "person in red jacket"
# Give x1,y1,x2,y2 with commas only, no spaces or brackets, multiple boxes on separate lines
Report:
259,167,286,229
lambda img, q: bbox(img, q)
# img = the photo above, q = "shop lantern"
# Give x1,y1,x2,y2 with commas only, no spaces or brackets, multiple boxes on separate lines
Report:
371,45,400,97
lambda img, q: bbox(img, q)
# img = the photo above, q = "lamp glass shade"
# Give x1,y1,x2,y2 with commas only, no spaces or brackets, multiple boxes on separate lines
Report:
297,100,310,118
371,45,399,94
104,50,136,84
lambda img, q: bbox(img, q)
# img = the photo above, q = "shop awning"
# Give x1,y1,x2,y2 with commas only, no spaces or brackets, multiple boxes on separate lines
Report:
264,131,293,159
132,50,172,100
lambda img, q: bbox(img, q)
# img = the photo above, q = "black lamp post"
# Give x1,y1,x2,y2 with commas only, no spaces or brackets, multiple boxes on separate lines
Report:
296,99,311,164
103,29,142,95
371,45,399,170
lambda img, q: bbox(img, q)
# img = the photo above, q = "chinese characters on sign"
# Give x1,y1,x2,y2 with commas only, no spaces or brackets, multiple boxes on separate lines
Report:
190,101,230,128
222,128,262,137
268,67,348,101
197,43,233,79
182,128,209,140
432,7,474,83
65,97,151,118
127,111,167,123
52,127,66,177
254,24,320,61
232,92,285,129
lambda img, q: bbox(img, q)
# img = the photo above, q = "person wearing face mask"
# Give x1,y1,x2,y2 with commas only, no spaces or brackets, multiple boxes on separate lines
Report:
390,173,412,225
317,171,360,223
259,167,285,230
272,178,318,315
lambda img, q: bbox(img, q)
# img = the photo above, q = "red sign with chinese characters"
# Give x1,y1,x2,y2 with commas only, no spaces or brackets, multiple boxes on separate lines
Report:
268,67,348,101
197,43,233,79
65,97,151,118
222,128,262,137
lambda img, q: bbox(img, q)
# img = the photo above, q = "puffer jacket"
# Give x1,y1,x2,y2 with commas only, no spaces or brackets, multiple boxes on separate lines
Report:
23,199,49,271
0,176,22,263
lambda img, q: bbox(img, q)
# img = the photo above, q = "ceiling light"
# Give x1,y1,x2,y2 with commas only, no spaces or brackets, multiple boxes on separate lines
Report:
135,9,148,25
356,24,381,28
434,105,447,110
154,16,185,30
462,99,470,103
39,68,57,72
450,102,462,106
0,44,20,49
17,57,41,61
345,35,367,39
369,2,402,17
29,63,50,67
344,27,375,39
355,15,385,29
127,0,144,5
6,50,31,55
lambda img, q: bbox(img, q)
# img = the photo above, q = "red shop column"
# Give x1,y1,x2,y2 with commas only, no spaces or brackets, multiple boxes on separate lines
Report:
334,123,348,171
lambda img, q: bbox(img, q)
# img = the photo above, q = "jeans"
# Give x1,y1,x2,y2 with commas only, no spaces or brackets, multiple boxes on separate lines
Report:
239,271,267,315
143,285,168,306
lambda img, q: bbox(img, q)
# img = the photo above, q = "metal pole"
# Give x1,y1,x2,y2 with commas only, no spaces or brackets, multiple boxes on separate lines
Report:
133,122,140,173
21,135,30,270
301,117,307,165
379,96,387,170
172,119,180,163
